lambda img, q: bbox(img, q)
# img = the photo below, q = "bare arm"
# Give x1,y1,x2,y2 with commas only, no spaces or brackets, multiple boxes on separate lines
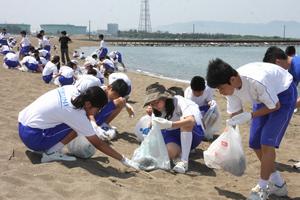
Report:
171,115,195,129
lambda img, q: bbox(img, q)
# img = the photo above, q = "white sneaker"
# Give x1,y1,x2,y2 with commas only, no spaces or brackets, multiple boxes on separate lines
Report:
41,151,76,163
100,123,117,140
268,182,288,197
173,161,188,174
247,185,269,200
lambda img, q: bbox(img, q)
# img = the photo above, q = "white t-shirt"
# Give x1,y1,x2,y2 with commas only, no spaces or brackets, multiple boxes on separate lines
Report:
0,45,10,53
59,66,74,78
227,62,293,114
161,95,203,128
102,59,115,70
4,52,18,61
42,61,58,76
99,40,106,49
21,56,38,65
73,74,102,97
20,37,30,47
108,72,131,87
18,85,96,137
39,57,48,65
184,85,214,107
39,49,49,57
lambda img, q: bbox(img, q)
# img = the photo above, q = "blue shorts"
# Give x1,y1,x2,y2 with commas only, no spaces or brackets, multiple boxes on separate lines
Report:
44,53,51,60
0,39,8,45
20,46,30,56
116,52,122,63
44,45,51,52
95,101,116,125
43,74,53,83
249,83,297,149
103,63,115,73
4,59,19,68
161,124,204,150
18,123,72,151
59,76,74,86
99,48,108,59
25,62,38,71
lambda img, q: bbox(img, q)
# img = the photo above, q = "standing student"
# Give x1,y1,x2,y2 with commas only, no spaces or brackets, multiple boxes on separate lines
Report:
144,82,205,174
98,34,108,60
58,31,71,65
39,30,51,51
0,28,9,45
18,85,138,169
19,30,31,60
42,55,60,84
206,58,296,200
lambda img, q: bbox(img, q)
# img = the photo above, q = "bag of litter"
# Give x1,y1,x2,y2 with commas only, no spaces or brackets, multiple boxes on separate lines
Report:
203,101,221,140
67,136,96,159
203,125,246,176
132,118,170,171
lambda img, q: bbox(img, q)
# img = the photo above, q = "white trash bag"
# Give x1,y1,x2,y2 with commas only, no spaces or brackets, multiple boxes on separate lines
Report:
67,136,96,159
203,101,222,140
203,125,246,176
134,115,152,142
132,117,170,171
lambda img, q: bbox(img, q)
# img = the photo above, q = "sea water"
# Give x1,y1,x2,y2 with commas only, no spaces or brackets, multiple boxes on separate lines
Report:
79,45,298,82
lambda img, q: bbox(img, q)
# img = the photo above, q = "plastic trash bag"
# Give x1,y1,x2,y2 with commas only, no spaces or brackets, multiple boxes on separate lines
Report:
203,101,221,140
67,136,96,159
132,117,170,171
134,115,152,142
203,125,246,176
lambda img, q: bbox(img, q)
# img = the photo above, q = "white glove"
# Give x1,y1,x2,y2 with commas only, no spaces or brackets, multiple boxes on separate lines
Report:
121,156,140,170
209,100,217,108
153,117,173,129
227,112,252,126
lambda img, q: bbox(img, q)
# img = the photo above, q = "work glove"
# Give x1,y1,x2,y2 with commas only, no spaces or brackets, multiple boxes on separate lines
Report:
153,117,173,129
121,156,140,170
227,112,252,126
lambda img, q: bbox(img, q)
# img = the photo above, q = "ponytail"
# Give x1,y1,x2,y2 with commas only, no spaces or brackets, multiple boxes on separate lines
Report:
71,86,108,109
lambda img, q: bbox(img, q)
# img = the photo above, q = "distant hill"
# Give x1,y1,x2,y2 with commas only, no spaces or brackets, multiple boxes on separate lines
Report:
155,21,300,38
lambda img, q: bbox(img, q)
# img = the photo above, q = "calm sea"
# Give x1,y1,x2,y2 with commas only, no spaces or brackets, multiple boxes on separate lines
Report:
79,45,298,82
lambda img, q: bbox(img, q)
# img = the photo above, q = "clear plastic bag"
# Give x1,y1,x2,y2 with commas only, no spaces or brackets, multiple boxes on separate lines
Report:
203,103,221,140
203,125,246,176
132,118,170,171
67,136,96,159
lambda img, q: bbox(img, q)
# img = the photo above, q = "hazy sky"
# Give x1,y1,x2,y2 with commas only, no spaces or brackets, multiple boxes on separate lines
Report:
1,0,300,31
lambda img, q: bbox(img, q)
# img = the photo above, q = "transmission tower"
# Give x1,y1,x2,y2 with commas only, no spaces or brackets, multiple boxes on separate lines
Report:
138,0,152,32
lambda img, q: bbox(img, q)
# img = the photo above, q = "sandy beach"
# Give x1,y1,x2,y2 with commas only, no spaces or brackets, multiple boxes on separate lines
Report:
0,37,299,200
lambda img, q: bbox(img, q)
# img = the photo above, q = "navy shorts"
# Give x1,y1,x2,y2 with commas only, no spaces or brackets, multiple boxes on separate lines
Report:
5,59,19,68
95,101,116,125
25,62,38,71
19,123,72,151
249,83,297,149
42,74,53,83
161,124,204,150
59,76,74,86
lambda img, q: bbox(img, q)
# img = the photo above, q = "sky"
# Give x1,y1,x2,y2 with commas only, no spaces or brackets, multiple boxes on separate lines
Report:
1,0,300,31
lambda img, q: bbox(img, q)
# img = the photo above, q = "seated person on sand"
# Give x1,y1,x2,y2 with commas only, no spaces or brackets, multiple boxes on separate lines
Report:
99,56,116,77
19,50,43,73
79,52,86,60
3,51,20,69
108,51,127,72
38,48,51,61
144,82,205,174
73,50,79,58
18,85,139,170
42,55,60,84
0,44,12,55
83,60,104,84
55,60,78,86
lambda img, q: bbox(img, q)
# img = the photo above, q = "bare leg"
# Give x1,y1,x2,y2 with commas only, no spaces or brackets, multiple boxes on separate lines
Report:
260,145,276,180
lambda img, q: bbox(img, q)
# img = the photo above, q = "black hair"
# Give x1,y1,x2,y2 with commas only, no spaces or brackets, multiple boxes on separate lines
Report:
98,34,104,39
67,61,77,69
206,58,238,88
168,86,184,96
285,46,296,57
61,31,67,35
152,98,175,120
110,79,129,97
29,46,35,53
71,86,108,109
52,55,60,64
40,30,45,34
36,33,42,39
92,54,98,59
263,46,287,64
33,50,40,61
190,76,205,91
87,68,97,76
20,30,26,35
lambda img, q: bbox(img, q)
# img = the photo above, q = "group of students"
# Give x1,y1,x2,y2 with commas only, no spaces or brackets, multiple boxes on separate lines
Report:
15,44,300,200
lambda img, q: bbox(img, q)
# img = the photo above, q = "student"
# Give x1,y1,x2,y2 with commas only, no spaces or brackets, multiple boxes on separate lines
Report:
184,76,215,116
0,44,11,55
57,61,77,86
18,85,138,169
38,49,51,61
42,55,60,84
0,28,9,45
19,31,31,60
144,82,205,174
79,52,86,60
100,57,116,77
3,51,20,69
285,46,296,57
20,50,43,72
206,58,296,200
58,31,71,65
98,34,108,60
73,50,80,58
39,30,51,51
108,51,126,71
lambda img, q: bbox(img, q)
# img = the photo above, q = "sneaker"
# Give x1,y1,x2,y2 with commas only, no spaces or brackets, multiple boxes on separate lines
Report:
293,161,300,170
268,182,288,197
247,185,269,200
41,151,76,163
173,161,188,174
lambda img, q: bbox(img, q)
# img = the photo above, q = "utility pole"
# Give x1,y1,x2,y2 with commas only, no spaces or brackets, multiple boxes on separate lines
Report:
283,24,286,39
193,24,195,34
88,20,91,40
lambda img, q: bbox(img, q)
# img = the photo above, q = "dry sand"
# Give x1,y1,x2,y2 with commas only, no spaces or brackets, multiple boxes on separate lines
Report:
0,36,299,200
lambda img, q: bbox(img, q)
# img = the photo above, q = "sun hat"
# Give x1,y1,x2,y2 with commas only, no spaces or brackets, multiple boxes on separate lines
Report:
143,82,175,107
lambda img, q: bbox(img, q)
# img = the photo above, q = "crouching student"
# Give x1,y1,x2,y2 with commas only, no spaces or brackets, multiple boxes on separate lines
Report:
18,85,139,169
3,51,20,69
56,61,77,86
144,82,205,174
20,50,43,72
42,55,60,84
206,58,296,200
